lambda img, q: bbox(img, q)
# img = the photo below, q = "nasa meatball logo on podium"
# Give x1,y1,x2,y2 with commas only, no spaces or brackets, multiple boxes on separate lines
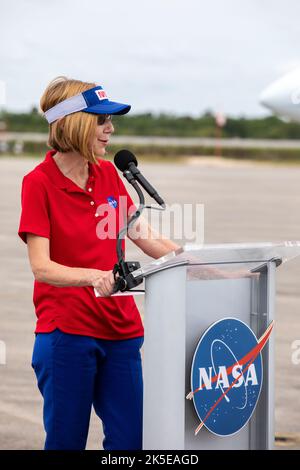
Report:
189,318,264,437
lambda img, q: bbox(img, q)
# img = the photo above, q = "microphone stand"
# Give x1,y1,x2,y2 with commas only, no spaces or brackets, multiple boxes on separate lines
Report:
112,170,146,293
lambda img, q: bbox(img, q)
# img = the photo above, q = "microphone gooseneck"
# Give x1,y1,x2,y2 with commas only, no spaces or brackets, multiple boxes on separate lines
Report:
112,149,166,294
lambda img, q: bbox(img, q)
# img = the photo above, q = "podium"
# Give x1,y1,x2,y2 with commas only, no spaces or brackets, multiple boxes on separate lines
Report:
130,242,300,450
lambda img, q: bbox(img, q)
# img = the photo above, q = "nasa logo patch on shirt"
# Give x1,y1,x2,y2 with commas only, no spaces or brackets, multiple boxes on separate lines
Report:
107,196,118,208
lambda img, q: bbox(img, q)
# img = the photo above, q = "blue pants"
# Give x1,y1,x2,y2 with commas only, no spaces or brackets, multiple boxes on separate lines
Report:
31,329,144,450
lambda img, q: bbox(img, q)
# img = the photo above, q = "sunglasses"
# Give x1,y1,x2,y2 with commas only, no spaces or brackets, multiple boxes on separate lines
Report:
97,114,113,126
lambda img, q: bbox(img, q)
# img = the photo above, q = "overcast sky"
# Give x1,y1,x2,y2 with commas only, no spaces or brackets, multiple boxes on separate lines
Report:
1,0,300,117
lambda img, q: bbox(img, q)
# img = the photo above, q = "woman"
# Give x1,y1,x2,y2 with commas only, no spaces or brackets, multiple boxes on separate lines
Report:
17,76,180,450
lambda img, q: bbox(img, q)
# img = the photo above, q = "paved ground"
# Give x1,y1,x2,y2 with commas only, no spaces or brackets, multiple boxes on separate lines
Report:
1,154,300,449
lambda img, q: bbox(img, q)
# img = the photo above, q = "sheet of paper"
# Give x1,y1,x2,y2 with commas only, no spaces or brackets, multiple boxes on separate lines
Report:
94,287,145,298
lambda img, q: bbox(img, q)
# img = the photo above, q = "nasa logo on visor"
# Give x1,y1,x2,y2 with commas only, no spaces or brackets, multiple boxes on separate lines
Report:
189,318,265,437
95,89,108,101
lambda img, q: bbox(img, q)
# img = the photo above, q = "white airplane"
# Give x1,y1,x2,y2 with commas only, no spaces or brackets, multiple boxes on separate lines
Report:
259,67,300,122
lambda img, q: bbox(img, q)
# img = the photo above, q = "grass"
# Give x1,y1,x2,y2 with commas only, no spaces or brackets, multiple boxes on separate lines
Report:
1,142,300,164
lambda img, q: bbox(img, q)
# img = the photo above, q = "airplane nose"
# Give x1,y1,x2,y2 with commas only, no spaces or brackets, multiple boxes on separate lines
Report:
259,82,284,111
259,87,274,109
259,67,300,121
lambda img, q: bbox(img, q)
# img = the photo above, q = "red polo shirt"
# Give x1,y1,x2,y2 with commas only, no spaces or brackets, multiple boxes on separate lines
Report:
18,149,144,340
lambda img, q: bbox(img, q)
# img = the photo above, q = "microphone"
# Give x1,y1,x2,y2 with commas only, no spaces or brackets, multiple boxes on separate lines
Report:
114,149,166,208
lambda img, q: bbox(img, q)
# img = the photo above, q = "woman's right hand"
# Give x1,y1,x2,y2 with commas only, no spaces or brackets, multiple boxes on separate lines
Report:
91,270,116,297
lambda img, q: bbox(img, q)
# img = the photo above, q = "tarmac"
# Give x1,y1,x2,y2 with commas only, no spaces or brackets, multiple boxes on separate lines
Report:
1,154,300,450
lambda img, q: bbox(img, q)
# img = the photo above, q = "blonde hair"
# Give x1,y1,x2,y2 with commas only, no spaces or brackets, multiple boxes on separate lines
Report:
40,76,99,164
